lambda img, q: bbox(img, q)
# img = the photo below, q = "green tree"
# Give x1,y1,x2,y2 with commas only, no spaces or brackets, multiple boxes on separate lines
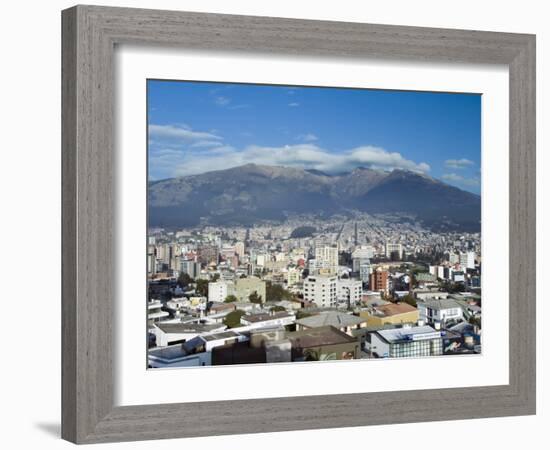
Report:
270,305,286,313
265,281,293,302
223,310,246,328
401,294,417,308
195,279,209,297
224,294,238,303
468,316,481,328
296,310,314,320
249,291,262,304
177,272,193,287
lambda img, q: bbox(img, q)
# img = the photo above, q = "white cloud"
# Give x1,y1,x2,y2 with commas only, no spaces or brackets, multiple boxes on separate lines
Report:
444,158,475,169
214,96,231,106
149,124,222,142
297,133,318,142
441,173,480,187
162,143,430,178
190,140,223,148
288,102,300,107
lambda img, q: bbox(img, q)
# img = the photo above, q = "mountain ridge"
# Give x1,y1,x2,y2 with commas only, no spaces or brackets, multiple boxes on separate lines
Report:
148,164,480,231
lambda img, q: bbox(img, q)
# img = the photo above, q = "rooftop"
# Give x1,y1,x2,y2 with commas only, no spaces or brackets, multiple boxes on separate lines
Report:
373,302,417,317
296,311,365,329
202,330,241,342
287,326,357,348
156,322,225,334
422,298,462,310
377,325,441,344
148,345,187,362
242,312,294,323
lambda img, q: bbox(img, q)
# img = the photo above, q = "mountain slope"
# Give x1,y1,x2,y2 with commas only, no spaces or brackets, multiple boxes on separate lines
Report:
148,164,481,231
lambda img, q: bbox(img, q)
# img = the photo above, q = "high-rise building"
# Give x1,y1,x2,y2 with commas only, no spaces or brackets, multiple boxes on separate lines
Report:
314,245,339,275
385,242,403,260
359,262,372,284
352,246,374,272
337,278,363,306
234,241,245,260
208,281,231,303
303,275,337,308
459,251,476,270
369,269,389,294
180,259,201,279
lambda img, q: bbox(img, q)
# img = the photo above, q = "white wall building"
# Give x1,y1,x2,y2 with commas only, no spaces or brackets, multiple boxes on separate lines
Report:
352,246,374,271
314,245,339,275
459,251,476,270
337,278,363,306
418,298,464,326
303,275,337,308
207,281,231,303
385,242,403,259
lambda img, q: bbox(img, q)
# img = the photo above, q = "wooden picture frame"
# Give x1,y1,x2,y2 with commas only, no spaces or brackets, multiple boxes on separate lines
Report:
62,5,536,444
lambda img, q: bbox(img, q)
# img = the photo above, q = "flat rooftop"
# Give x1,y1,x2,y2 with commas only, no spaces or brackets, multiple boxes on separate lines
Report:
374,302,417,317
148,345,187,362
296,311,365,329
287,326,357,348
202,330,241,341
422,298,462,310
156,322,224,334
377,325,441,344
242,312,293,323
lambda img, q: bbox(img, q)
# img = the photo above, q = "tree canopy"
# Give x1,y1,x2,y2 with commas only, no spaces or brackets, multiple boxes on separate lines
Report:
270,305,287,313
195,279,209,297
223,310,246,328
177,272,193,287
265,281,293,302
224,294,238,303
248,291,263,304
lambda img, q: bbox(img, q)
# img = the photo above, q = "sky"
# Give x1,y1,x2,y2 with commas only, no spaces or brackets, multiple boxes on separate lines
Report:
147,80,481,194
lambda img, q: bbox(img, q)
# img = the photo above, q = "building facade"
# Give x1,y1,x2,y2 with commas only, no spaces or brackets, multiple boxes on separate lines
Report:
303,275,337,308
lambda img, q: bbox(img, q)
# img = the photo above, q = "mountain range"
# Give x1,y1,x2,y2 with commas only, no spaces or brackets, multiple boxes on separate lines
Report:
148,164,481,231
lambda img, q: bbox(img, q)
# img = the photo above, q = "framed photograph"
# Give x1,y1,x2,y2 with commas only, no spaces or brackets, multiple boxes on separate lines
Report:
62,5,536,444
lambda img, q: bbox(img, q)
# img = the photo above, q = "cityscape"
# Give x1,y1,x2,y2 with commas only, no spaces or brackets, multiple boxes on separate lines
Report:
146,81,482,368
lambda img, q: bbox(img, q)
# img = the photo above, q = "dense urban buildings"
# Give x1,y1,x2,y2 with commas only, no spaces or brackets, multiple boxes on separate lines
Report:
147,212,482,368
145,79,482,369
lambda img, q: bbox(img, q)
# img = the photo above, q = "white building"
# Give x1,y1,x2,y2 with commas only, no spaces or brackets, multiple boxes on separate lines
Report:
385,242,403,259
147,299,170,324
152,322,227,347
359,262,372,284
239,311,296,329
314,245,339,275
459,251,476,270
148,330,247,368
234,241,245,259
303,275,337,308
367,325,443,358
418,298,464,326
337,278,363,306
208,281,231,303
352,246,374,271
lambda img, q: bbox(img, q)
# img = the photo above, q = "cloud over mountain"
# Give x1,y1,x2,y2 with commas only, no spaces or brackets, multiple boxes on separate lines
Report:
148,123,431,180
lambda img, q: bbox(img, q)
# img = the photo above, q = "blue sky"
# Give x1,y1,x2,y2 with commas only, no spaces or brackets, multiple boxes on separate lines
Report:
148,80,481,194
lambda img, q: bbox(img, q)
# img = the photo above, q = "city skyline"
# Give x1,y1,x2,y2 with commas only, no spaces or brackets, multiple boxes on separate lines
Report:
146,79,482,369
147,80,481,194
